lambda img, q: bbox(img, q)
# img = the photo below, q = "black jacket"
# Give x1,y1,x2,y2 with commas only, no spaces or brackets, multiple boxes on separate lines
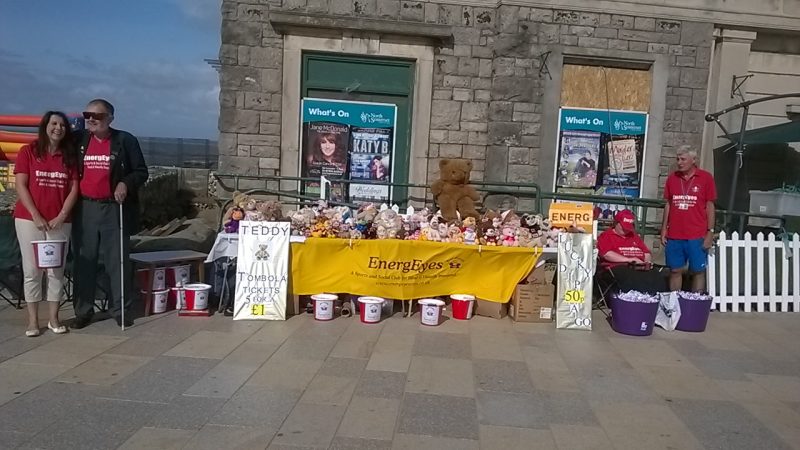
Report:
74,128,149,205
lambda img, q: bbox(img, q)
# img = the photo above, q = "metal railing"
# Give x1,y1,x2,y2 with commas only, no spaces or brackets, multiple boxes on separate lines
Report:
211,173,787,236
139,137,218,169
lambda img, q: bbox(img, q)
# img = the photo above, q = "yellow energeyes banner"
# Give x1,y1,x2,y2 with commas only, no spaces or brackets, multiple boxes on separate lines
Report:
291,239,541,303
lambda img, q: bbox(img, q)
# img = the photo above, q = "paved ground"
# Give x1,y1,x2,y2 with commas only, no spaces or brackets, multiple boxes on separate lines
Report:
0,301,799,450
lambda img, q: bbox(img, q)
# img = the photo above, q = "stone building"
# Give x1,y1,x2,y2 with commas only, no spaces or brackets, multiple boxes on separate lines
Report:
217,0,800,206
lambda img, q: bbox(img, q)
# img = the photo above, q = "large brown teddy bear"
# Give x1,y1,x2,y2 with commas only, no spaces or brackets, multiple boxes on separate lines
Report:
431,158,480,222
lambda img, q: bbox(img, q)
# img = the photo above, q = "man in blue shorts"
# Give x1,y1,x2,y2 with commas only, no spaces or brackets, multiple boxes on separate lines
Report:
660,146,716,292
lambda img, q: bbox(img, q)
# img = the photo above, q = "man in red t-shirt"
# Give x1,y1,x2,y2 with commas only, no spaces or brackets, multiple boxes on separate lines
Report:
71,99,148,329
660,146,717,293
597,209,651,269
597,210,668,294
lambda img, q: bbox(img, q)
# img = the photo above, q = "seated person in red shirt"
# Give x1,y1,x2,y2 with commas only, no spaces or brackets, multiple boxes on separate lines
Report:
597,210,668,294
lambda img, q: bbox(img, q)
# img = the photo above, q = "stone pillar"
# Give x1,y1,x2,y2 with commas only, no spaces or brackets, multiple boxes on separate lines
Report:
702,29,758,172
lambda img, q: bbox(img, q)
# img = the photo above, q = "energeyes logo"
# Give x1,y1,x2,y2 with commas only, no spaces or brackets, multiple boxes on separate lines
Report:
367,256,454,274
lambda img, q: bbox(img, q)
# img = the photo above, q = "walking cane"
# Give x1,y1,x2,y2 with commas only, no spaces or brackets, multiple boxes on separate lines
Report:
119,202,126,331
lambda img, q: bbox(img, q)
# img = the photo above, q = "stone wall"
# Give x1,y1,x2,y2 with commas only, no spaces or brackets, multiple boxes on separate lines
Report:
219,0,713,195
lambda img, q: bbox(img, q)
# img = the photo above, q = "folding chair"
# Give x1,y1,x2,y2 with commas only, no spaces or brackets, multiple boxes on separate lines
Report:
0,215,23,309
593,265,617,317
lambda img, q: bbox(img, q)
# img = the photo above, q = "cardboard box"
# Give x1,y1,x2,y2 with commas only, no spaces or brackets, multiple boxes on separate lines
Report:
475,298,508,319
526,261,557,285
510,283,555,323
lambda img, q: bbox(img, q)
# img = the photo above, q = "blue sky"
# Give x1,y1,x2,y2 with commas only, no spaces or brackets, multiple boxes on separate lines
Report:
0,0,221,139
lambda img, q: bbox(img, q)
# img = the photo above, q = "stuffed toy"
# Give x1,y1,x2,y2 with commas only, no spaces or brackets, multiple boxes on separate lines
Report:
257,200,284,222
224,207,244,234
373,209,403,239
242,196,261,221
430,158,480,222
222,191,247,225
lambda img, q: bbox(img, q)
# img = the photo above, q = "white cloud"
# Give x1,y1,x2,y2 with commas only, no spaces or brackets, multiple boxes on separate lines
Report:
170,0,222,23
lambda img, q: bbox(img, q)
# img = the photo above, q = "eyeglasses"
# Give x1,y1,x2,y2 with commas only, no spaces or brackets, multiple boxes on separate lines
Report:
82,112,109,120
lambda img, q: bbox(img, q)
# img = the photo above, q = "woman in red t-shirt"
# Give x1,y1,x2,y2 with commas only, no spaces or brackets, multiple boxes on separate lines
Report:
13,111,80,336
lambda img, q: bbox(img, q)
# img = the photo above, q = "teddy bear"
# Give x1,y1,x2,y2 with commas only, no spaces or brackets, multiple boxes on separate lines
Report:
257,200,284,222
430,158,480,223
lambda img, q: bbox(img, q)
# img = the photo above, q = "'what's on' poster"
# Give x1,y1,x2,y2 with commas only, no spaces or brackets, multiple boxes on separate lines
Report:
300,98,397,204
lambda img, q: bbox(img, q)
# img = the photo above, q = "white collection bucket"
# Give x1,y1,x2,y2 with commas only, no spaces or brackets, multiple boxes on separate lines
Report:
358,297,384,324
138,268,166,291
148,289,170,314
166,264,191,287
31,240,67,269
311,293,337,321
183,283,211,310
418,299,445,326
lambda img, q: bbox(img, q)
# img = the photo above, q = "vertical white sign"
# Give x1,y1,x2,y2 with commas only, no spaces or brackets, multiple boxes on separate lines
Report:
234,221,290,321
556,233,595,330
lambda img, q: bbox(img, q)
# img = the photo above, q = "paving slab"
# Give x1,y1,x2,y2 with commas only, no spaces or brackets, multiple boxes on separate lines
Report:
337,396,401,441
397,392,479,439
406,356,474,398
210,385,300,428
183,424,273,450
668,398,794,450
479,425,557,450
55,354,151,386
271,402,346,448
117,427,196,450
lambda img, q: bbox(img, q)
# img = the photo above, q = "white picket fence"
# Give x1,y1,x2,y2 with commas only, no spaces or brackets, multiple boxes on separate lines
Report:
708,231,800,312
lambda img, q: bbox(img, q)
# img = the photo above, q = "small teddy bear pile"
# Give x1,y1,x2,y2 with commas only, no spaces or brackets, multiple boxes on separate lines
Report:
222,191,561,247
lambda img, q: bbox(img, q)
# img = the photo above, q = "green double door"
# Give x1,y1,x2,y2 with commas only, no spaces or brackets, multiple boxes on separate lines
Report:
301,53,415,205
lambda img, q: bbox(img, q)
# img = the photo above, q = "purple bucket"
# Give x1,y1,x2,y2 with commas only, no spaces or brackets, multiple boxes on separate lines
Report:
676,296,713,332
611,296,659,336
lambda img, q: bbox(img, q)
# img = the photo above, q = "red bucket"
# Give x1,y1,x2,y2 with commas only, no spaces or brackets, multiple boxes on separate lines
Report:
31,240,67,269
166,264,190,287
358,297,384,324
311,294,337,321
183,283,211,310
419,299,445,326
137,268,166,291
450,294,475,320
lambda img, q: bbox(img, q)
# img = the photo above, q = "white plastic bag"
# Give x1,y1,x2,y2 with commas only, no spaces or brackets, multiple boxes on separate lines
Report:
655,292,682,331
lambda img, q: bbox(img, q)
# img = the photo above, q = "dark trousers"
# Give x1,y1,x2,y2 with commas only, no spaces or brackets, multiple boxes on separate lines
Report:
607,265,670,295
72,199,133,319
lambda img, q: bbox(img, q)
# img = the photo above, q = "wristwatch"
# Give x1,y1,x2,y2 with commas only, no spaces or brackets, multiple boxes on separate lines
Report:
707,228,715,233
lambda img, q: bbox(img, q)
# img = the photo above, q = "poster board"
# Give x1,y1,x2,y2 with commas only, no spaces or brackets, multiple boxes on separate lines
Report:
555,233,596,330
234,222,291,321
300,98,397,204
553,107,648,200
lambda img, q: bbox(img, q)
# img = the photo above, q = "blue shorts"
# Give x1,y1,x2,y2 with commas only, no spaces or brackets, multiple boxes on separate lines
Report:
665,238,708,272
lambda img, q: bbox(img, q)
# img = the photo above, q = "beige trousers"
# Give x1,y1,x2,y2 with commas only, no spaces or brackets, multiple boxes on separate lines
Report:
14,219,71,303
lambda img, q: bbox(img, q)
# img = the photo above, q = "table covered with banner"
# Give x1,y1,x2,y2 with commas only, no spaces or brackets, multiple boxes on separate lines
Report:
290,238,541,302
206,223,543,320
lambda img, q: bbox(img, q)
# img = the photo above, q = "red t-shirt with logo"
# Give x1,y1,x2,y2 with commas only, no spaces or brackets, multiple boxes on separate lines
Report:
597,228,650,269
80,135,113,199
13,144,78,222
664,168,717,240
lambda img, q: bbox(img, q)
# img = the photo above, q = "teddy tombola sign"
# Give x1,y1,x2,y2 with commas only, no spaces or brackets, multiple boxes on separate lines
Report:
234,222,291,320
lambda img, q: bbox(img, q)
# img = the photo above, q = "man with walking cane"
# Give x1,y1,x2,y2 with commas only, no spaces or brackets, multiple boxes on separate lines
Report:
71,99,148,329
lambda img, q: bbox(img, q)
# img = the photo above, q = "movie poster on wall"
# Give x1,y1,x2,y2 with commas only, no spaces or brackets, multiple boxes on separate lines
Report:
556,130,600,189
349,127,392,203
555,108,648,198
300,98,397,204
